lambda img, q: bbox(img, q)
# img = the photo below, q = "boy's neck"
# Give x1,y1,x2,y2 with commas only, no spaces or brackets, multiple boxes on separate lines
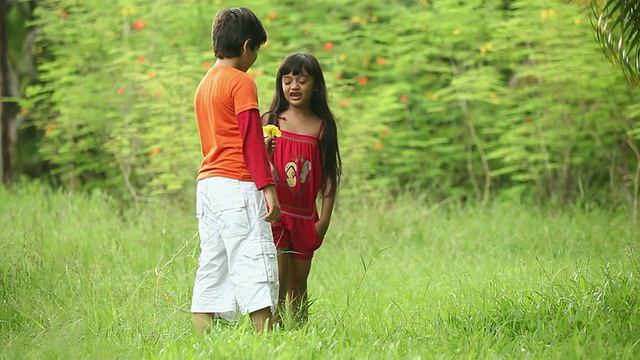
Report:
215,58,245,72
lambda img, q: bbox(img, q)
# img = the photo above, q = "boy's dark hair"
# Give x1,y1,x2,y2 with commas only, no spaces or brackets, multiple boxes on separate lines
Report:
264,52,342,197
212,7,267,59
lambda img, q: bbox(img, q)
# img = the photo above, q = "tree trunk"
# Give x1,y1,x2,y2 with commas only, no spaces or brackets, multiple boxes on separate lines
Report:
0,0,5,183
0,0,15,184
0,0,31,184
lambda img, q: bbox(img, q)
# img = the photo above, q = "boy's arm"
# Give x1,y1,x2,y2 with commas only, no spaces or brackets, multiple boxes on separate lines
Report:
237,108,274,190
238,108,280,222
315,181,336,239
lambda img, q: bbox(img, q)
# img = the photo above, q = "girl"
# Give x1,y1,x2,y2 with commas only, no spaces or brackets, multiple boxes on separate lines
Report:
263,52,342,324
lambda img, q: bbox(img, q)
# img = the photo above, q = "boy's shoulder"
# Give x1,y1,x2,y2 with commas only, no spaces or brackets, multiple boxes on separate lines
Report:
198,66,256,94
207,65,254,83
197,66,258,106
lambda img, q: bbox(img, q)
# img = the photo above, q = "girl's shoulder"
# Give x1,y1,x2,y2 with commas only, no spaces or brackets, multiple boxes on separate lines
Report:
260,111,281,126
277,112,325,139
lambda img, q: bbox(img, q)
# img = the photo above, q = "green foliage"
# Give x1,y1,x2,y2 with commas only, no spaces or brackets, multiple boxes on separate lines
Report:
2,185,639,358
20,0,640,206
586,0,640,86
486,0,639,204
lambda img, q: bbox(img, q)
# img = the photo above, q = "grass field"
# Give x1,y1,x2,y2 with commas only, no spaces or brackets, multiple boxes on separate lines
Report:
1,183,639,359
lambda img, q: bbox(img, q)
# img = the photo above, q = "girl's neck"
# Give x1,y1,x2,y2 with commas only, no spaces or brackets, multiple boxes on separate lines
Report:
285,104,314,118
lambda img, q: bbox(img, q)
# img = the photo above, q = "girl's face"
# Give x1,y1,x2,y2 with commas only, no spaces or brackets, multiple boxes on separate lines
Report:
281,68,315,109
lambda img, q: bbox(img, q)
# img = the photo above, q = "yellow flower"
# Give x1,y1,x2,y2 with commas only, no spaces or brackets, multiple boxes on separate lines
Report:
120,8,135,16
453,29,461,36
263,125,282,137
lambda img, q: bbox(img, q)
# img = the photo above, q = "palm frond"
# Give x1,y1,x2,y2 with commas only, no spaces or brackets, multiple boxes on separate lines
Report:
590,0,640,85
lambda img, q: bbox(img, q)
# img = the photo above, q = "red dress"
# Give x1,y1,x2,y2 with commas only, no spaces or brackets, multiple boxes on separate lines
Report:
270,117,323,260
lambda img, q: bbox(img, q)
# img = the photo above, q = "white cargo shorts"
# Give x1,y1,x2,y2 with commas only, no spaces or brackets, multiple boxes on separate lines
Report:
191,177,279,321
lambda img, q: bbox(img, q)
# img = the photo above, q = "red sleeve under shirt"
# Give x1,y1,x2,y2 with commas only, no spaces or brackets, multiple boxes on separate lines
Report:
237,109,274,190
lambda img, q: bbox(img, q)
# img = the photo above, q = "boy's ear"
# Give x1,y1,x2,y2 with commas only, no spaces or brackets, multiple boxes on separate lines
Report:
242,39,251,53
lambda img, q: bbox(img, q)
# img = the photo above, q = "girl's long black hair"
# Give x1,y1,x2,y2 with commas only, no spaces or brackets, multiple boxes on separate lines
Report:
263,52,342,197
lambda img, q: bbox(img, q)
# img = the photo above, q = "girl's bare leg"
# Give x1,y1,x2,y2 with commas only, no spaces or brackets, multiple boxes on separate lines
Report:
273,250,290,325
288,257,312,324
277,251,291,304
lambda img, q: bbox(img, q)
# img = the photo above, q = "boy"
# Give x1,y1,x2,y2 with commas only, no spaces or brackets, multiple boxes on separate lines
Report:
191,7,280,334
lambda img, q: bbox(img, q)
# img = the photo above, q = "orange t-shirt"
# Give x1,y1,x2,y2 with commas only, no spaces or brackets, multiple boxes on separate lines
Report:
194,65,259,182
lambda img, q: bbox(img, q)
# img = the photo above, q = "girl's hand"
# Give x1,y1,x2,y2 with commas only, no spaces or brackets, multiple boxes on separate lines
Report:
265,135,276,155
315,219,329,239
263,125,280,156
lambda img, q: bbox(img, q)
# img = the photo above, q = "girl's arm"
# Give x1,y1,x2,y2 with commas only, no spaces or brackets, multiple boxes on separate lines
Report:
315,180,336,239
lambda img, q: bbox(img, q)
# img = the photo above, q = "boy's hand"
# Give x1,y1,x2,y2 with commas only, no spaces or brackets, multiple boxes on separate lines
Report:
262,185,280,223
265,135,276,155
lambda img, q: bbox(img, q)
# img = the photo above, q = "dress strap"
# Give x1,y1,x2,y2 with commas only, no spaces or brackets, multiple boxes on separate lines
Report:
272,115,286,127
317,121,324,138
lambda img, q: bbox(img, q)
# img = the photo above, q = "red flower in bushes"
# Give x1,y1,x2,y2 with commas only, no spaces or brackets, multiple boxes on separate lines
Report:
358,77,368,86
399,95,408,103
323,42,334,51
133,20,146,30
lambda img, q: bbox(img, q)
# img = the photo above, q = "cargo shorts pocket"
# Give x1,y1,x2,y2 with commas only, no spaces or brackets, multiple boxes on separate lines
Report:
244,241,278,283
211,195,250,239
195,196,204,219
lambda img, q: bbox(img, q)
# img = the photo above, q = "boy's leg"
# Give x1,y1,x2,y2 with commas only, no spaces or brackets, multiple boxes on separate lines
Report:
194,313,214,334
192,178,237,334
288,258,312,323
250,307,274,333
229,181,279,331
